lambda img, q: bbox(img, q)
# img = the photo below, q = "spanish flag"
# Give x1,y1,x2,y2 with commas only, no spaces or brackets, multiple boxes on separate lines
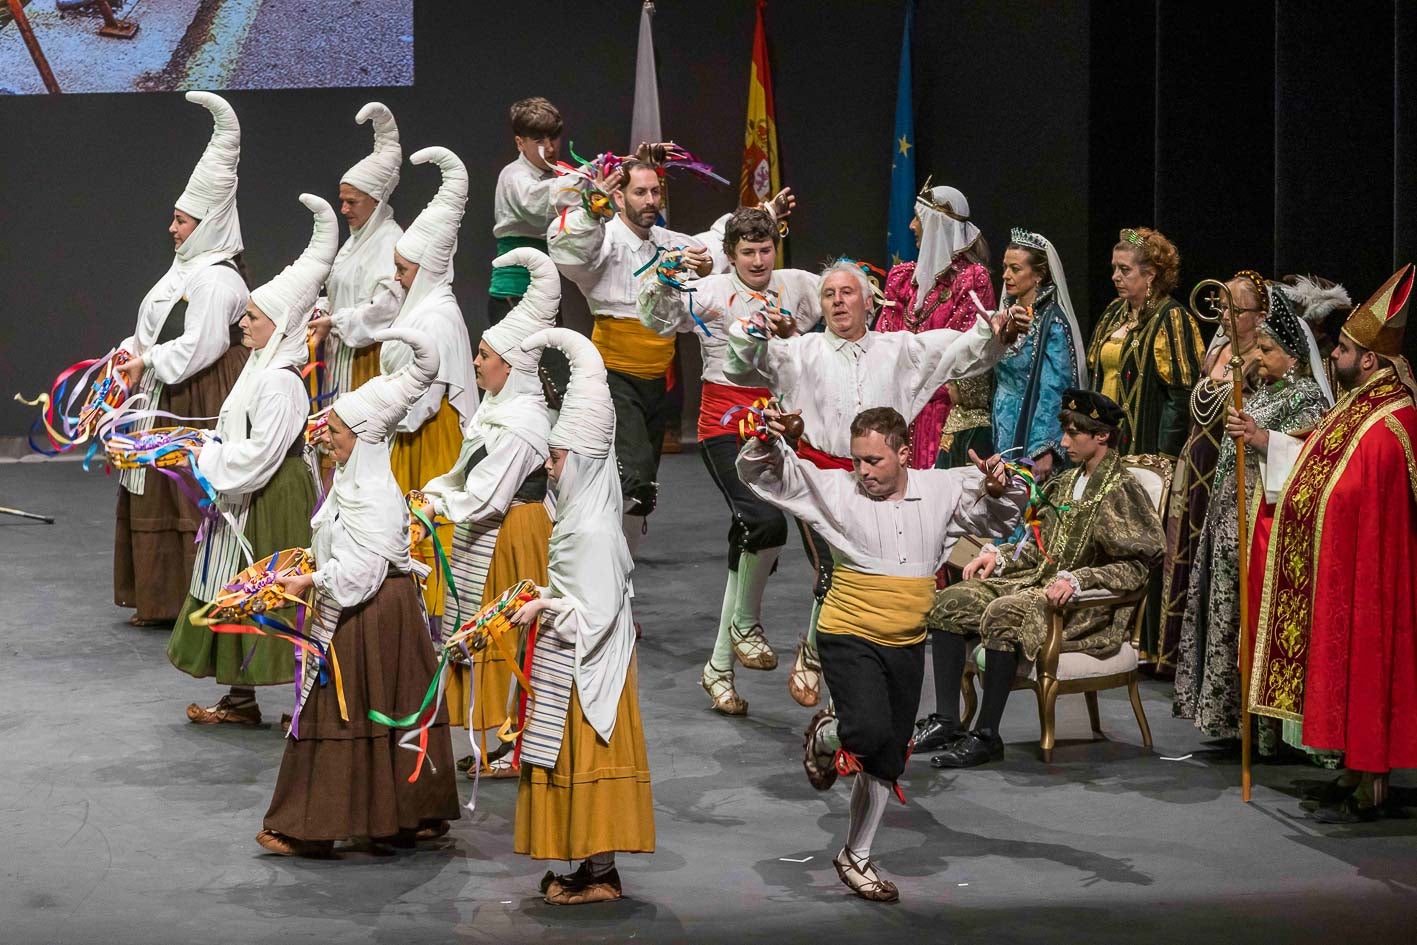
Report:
741,1,781,264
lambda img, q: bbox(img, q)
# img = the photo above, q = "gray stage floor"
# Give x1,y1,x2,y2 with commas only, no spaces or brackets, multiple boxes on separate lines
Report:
2,455,1414,944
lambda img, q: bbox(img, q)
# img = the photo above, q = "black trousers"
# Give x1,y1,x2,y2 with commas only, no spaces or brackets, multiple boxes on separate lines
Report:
818,632,925,782
607,369,669,516
796,519,835,601
698,434,788,569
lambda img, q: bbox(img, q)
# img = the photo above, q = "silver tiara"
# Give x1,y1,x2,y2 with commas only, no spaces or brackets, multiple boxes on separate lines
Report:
1010,227,1047,251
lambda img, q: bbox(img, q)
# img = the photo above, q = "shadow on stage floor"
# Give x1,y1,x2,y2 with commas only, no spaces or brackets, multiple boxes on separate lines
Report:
1,455,1414,944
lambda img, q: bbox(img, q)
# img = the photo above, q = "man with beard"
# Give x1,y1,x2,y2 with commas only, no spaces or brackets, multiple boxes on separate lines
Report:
548,153,723,563
1239,264,1417,822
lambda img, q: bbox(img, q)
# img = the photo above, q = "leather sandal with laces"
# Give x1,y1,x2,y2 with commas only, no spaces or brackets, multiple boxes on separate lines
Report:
802,709,839,790
788,636,821,707
731,622,778,670
833,849,900,903
187,695,262,726
701,660,748,716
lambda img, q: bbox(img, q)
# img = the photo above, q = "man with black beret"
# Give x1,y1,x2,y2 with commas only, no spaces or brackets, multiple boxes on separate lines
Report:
922,388,1165,768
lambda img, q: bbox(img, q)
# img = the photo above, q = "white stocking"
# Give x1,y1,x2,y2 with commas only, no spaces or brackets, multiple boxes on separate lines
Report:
845,773,891,863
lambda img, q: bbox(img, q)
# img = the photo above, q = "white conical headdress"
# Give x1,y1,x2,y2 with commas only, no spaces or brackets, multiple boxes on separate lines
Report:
395,146,467,278
175,92,240,220
249,194,338,371
172,92,243,264
482,247,560,373
333,326,440,443
521,327,614,458
342,102,401,203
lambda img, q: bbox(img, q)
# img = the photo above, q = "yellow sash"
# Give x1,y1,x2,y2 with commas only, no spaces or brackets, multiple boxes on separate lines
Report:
591,316,676,379
817,566,936,648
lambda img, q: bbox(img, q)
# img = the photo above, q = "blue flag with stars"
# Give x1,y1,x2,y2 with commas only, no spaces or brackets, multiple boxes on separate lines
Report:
887,0,917,267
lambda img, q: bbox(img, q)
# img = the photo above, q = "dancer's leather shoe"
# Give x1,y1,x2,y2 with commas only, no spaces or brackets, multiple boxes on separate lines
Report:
910,714,963,753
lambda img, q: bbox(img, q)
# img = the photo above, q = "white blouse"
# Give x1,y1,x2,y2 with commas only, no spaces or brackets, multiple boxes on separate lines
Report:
736,437,1024,578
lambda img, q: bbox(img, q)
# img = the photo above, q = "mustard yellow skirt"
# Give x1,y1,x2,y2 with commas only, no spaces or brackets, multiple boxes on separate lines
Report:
447,502,553,754
514,655,655,861
390,398,463,618
350,343,382,390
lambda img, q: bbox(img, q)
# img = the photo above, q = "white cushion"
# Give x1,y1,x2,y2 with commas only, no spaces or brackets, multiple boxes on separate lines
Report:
973,642,1139,680
1126,466,1165,510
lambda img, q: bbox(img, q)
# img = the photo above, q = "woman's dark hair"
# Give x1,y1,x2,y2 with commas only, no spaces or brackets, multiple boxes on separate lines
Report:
231,252,250,288
1004,243,1050,285
958,233,990,270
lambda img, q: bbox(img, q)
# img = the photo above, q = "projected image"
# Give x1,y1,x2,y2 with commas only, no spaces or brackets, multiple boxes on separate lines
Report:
0,0,413,95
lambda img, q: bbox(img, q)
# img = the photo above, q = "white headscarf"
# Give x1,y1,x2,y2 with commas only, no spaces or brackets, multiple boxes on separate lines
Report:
524,327,615,458
519,327,634,741
420,249,557,522
912,184,981,313
1008,229,1089,388
330,103,403,309
395,146,467,315
215,194,337,441
173,91,243,268
315,326,440,576
382,146,476,427
341,102,401,203
134,92,244,348
475,247,558,439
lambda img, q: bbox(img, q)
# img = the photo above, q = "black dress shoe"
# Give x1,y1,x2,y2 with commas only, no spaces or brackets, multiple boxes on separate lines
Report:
911,714,963,753
930,730,1004,768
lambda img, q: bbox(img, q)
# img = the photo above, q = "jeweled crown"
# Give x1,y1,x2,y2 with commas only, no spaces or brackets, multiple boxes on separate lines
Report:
1010,227,1047,251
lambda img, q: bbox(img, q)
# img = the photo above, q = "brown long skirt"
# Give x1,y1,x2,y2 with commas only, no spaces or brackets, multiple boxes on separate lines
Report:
113,344,249,621
514,655,655,861
263,573,462,841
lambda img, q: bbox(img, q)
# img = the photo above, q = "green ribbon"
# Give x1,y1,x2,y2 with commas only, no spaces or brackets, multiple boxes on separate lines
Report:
411,506,462,635
368,649,449,728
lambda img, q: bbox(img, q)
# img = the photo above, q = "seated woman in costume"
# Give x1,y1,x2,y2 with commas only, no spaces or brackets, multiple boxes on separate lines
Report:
420,248,558,780
168,196,335,726
508,327,654,906
261,327,460,857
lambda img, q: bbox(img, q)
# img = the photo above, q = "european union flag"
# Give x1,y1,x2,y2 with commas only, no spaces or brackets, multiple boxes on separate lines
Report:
886,1,917,267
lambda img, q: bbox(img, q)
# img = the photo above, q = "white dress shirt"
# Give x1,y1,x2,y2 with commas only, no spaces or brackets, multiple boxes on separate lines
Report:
548,205,724,319
737,437,1025,578
726,316,1004,457
639,268,821,386
493,154,561,239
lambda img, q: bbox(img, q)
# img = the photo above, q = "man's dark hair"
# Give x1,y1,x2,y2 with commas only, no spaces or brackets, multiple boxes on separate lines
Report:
723,207,777,256
850,407,910,451
1057,408,1118,448
509,97,562,138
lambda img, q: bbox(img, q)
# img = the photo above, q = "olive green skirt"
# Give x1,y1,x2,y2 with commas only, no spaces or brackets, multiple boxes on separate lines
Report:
166,454,316,686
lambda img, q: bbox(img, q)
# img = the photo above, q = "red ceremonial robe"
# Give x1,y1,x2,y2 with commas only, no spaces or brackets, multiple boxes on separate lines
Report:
1249,369,1417,772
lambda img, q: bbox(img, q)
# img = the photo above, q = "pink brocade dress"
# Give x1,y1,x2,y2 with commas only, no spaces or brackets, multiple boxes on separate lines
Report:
878,259,996,468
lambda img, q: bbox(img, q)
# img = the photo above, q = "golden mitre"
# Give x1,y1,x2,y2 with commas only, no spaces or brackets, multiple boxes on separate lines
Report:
1341,263,1414,357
